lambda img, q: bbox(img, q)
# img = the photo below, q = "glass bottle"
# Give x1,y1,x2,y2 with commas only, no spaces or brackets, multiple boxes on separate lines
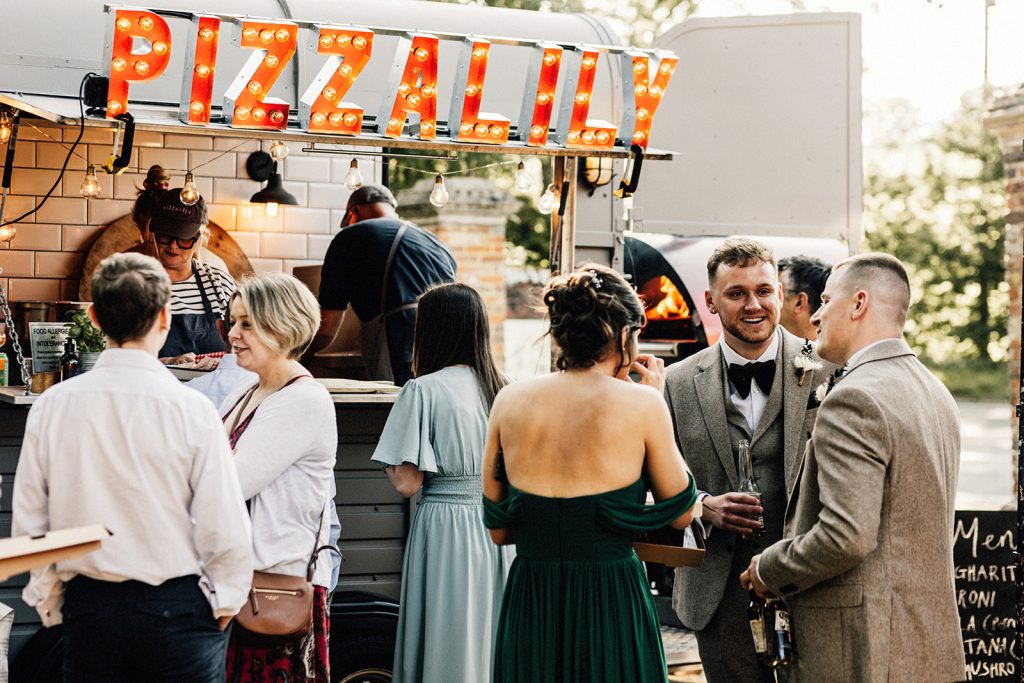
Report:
58,337,79,382
767,598,795,668
737,438,765,539
747,589,772,669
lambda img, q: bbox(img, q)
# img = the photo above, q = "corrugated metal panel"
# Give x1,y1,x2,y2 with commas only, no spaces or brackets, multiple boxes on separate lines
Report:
0,0,626,127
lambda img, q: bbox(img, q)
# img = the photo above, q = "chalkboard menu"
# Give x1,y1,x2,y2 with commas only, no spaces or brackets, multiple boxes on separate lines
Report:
954,510,1017,681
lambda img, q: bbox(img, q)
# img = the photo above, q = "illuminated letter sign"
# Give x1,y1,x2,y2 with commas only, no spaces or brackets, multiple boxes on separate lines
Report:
620,51,676,149
178,15,221,125
300,26,373,135
517,43,562,147
554,48,616,150
377,34,439,140
449,39,510,144
104,9,172,119
224,20,297,129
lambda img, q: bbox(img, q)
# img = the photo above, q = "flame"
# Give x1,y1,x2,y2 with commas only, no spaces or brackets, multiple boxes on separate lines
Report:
643,276,689,321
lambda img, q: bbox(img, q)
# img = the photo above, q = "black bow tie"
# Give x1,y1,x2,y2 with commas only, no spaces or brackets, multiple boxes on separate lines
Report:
727,360,777,399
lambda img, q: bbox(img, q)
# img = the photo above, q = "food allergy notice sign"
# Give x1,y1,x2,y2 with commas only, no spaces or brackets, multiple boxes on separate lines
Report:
954,510,1017,681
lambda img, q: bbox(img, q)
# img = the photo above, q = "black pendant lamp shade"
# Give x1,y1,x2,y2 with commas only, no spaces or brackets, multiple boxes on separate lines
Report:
246,151,298,206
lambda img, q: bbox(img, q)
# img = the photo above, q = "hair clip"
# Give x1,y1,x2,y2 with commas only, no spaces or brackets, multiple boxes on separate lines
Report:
585,269,603,291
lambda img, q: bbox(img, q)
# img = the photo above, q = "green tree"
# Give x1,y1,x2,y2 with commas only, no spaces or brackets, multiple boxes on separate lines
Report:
864,95,1008,363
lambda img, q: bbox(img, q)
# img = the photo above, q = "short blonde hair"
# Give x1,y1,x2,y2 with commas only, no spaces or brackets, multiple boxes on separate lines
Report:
231,272,320,359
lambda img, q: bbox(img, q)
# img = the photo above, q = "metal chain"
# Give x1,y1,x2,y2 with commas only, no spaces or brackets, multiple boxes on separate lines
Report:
0,268,31,395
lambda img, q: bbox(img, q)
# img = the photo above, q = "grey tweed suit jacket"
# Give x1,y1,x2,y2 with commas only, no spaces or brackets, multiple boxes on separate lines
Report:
758,339,966,682
664,328,829,631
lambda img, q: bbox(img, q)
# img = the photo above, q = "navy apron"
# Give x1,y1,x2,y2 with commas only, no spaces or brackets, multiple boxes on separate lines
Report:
160,261,226,358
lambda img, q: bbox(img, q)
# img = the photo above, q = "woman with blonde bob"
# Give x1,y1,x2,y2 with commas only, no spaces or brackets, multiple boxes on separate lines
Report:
221,272,338,682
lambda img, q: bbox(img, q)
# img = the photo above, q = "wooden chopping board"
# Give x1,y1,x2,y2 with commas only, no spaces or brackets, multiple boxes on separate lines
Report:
79,215,254,300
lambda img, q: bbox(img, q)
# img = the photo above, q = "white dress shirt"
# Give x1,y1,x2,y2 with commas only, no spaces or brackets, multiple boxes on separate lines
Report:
720,328,781,434
12,349,253,625
186,354,258,410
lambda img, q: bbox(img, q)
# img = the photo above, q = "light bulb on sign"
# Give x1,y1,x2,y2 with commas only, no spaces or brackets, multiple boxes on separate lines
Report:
0,224,15,243
538,184,557,214
80,165,101,198
269,140,289,161
429,175,449,208
0,110,12,145
264,201,279,217
180,172,201,206
344,159,364,191
514,162,532,193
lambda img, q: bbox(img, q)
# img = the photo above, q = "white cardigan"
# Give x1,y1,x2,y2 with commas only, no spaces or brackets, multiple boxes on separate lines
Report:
226,379,338,588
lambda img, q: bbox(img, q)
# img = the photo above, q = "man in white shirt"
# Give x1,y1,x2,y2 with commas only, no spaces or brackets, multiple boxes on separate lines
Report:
663,238,830,682
12,252,253,682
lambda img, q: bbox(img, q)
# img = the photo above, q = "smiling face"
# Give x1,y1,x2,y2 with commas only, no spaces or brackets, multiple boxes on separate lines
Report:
228,297,278,372
706,260,782,358
153,232,201,278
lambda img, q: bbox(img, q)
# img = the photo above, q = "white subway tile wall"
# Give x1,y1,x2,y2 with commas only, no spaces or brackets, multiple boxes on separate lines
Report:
0,123,381,298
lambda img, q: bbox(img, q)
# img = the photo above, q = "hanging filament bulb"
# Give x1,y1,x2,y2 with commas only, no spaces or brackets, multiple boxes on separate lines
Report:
429,174,449,208
80,165,102,198
264,202,280,218
344,159,364,191
180,172,201,206
514,161,532,193
0,110,11,145
0,224,15,243
269,140,289,162
538,183,557,214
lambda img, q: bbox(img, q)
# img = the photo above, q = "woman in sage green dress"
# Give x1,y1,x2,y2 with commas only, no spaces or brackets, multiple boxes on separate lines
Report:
483,264,699,683
372,283,514,683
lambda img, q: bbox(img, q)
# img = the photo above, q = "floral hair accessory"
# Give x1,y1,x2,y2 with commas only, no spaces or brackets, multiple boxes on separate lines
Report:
584,268,603,291
793,339,823,386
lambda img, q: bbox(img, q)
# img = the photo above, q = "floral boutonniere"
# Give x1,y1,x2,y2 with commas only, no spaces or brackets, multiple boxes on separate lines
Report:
809,367,845,409
793,340,823,386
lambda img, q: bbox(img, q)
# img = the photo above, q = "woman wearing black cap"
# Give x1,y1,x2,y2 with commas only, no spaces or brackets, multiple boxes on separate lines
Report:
134,185,235,363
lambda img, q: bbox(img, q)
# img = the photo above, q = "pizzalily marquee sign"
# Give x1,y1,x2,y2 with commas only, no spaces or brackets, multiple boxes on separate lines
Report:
102,7,677,151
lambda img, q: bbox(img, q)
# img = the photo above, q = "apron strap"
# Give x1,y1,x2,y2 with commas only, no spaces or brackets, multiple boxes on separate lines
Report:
191,260,218,324
378,223,409,316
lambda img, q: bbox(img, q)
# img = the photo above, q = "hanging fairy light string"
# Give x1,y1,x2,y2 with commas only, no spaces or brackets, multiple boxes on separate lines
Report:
344,159,364,190
390,158,529,208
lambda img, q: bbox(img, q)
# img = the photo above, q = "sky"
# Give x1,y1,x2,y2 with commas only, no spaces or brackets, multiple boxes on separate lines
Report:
691,0,1024,129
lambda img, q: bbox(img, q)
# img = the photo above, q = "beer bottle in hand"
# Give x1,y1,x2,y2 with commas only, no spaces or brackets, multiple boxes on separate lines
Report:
737,439,765,539
747,590,772,669
768,598,795,668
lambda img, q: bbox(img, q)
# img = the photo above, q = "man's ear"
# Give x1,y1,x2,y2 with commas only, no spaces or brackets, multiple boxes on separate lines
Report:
794,291,809,313
851,290,869,320
159,304,172,332
87,305,101,331
705,289,716,314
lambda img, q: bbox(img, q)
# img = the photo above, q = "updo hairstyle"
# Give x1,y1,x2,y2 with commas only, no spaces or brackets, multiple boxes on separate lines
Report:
132,165,171,229
542,263,645,372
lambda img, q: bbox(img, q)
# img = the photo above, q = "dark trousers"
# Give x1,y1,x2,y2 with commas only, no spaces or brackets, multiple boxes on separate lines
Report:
62,574,228,683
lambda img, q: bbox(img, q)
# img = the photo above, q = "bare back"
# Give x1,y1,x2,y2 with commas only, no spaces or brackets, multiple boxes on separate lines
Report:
487,370,688,502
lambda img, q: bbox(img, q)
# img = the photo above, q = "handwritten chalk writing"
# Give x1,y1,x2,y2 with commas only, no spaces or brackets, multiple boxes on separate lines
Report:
955,564,1016,582
954,516,1014,560
965,660,1016,680
958,590,996,608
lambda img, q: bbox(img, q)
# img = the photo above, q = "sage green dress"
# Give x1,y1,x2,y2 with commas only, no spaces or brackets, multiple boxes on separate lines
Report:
371,366,515,683
483,476,697,683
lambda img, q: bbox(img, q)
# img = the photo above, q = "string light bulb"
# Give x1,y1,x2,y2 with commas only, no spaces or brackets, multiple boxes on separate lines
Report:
269,140,289,161
264,201,279,217
344,159,364,191
538,183,557,214
80,165,101,198
429,174,449,208
0,110,12,145
0,224,15,243
514,162,532,193
180,172,201,206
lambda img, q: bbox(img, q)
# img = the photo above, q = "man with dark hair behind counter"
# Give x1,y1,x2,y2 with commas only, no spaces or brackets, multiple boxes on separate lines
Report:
312,184,457,386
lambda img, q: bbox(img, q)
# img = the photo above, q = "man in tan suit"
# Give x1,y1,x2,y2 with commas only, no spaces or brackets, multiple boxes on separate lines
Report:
664,238,830,682
742,253,965,682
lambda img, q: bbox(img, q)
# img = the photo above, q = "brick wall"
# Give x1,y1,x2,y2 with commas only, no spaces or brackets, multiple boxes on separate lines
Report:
984,90,1024,489
0,121,383,299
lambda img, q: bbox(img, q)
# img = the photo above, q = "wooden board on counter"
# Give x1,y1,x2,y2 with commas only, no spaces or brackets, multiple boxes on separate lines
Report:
316,378,399,394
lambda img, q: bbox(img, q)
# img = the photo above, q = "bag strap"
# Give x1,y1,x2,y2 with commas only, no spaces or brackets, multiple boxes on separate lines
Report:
305,505,342,582
378,223,409,316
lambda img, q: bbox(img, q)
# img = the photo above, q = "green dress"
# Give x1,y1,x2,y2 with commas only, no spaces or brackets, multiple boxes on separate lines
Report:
483,476,697,683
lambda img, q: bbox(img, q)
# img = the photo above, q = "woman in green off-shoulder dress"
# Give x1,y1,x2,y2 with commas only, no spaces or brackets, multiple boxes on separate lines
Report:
483,265,699,683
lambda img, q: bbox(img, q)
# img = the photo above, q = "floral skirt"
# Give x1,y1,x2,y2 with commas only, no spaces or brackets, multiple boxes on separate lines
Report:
226,586,331,683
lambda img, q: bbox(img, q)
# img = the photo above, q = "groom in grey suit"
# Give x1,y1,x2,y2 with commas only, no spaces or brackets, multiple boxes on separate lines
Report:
664,238,830,682
742,253,965,681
